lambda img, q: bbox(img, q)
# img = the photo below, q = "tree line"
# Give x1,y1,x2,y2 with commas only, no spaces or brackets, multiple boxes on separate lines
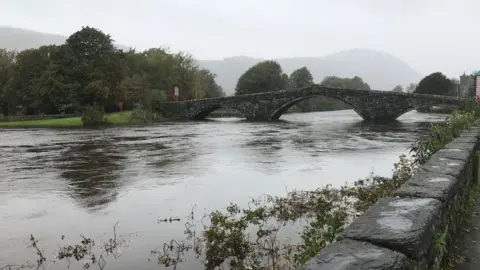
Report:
391,71,479,99
1,26,474,120
236,60,476,99
399,72,478,113
233,61,480,114
0,26,226,117
234,60,371,112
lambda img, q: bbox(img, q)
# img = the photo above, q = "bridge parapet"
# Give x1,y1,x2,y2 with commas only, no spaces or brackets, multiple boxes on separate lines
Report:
156,85,472,122
300,123,480,270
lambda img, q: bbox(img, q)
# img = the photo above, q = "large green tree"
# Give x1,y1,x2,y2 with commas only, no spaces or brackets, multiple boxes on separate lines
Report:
0,49,15,91
321,76,370,90
198,69,225,98
289,67,314,90
288,67,314,110
415,72,454,96
4,45,70,114
317,76,366,110
0,49,16,115
235,60,287,95
290,75,370,113
321,76,346,88
347,76,370,90
125,48,207,103
392,85,403,93
64,26,125,109
405,83,417,93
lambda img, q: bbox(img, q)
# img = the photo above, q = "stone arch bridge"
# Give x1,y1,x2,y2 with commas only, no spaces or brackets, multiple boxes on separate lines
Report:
156,85,471,122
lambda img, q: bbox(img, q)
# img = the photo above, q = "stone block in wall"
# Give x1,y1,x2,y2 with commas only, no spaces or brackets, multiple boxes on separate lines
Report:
299,239,409,270
453,134,479,144
393,170,458,202
341,196,442,260
444,141,477,151
430,146,472,163
460,128,480,137
422,154,468,179
394,157,474,266
444,129,480,152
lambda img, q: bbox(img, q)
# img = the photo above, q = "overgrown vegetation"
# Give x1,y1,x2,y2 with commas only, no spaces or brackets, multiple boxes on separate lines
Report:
81,108,107,126
150,105,479,269
130,108,157,123
0,223,124,270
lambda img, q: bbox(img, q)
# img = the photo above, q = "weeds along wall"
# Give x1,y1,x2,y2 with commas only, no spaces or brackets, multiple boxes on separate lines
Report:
300,124,480,270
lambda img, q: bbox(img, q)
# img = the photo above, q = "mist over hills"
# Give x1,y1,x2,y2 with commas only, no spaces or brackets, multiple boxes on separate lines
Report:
199,50,423,95
0,26,130,51
1,27,423,95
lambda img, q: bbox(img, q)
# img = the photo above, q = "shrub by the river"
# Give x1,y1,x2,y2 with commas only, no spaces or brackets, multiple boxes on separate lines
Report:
153,105,480,270
81,108,106,126
130,108,155,123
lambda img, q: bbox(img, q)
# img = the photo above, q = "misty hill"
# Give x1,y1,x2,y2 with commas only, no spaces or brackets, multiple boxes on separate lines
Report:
0,27,423,95
0,26,129,52
199,49,423,95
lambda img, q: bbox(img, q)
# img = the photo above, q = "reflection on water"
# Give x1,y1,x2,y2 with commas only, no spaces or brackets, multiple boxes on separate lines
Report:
0,110,447,269
56,139,125,211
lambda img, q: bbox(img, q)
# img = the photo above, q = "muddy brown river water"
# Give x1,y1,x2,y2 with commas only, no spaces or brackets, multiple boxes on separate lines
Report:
0,110,447,269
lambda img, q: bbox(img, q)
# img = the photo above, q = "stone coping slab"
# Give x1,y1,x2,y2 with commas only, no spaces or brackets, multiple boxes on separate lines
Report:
422,155,467,178
458,129,480,138
393,170,458,202
453,135,478,144
433,148,472,161
444,142,477,150
342,197,441,259
300,239,409,270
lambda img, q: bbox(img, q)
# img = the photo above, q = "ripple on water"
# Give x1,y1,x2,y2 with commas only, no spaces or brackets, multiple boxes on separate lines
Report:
0,110,447,268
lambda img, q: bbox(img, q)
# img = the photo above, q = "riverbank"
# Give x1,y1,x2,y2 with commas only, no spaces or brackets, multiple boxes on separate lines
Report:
0,111,133,128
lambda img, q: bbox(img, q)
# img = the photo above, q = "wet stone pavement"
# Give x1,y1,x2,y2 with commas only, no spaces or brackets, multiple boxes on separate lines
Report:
454,195,480,270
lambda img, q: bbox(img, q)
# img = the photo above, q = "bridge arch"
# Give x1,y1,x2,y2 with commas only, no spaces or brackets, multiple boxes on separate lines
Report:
390,102,463,120
190,103,246,120
269,95,362,120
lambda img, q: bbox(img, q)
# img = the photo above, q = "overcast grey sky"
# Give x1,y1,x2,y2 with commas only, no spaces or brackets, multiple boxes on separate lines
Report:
2,0,479,77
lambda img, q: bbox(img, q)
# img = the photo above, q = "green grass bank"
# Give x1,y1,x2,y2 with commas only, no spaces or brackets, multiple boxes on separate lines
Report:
0,111,134,128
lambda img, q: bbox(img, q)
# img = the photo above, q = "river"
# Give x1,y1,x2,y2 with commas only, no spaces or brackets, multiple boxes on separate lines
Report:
0,110,446,270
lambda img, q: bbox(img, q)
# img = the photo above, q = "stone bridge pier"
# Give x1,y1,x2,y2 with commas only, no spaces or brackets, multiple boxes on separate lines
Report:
156,85,470,123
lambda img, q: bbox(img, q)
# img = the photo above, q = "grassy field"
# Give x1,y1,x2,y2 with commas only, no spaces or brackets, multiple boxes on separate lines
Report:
0,111,133,128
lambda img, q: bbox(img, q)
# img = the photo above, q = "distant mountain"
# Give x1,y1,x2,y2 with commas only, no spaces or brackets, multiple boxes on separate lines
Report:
0,27,423,95
0,26,129,51
198,49,423,95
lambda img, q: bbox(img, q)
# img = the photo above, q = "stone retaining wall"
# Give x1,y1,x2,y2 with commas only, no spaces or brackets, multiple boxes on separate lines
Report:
301,124,480,270
0,114,82,122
